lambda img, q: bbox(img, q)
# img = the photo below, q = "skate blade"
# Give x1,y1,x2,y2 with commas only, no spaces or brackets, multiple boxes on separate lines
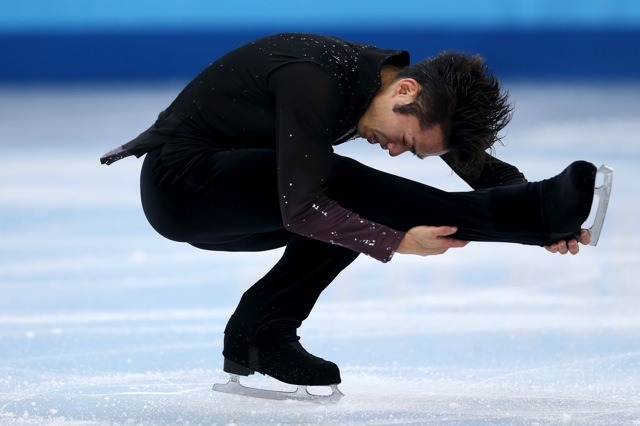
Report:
587,165,613,246
212,374,344,404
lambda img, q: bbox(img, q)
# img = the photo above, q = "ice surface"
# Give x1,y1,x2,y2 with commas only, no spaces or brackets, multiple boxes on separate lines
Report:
1,82,640,424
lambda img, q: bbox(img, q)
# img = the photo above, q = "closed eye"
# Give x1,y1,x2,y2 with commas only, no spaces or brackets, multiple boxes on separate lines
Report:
406,134,426,160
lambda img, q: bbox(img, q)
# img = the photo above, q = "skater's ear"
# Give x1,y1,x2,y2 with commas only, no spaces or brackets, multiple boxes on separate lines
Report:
392,78,420,103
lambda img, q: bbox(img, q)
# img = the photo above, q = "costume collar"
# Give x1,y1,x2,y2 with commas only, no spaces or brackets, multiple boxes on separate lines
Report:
353,46,410,120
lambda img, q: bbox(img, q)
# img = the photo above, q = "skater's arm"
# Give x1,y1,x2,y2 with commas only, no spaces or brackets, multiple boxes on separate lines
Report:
269,62,404,262
440,152,527,190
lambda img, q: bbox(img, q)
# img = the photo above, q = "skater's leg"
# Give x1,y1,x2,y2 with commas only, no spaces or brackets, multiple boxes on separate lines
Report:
140,147,291,251
142,148,357,385
327,155,596,246
224,235,359,385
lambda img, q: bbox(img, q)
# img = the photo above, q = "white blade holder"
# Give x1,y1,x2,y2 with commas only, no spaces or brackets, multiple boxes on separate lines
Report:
588,165,613,246
213,374,344,403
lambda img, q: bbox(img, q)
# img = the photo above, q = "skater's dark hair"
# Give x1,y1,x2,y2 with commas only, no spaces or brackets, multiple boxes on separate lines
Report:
392,51,513,177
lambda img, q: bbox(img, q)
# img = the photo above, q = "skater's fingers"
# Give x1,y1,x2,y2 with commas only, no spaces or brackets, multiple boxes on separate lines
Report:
545,241,566,254
545,237,583,255
579,229,591,245
557,240,568,254
396,226,468,256
568,239,580,255
430,225,460,238
437,236,469,248
431,227,469,248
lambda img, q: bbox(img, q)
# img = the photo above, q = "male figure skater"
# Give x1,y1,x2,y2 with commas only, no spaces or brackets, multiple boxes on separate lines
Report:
101,33,601,393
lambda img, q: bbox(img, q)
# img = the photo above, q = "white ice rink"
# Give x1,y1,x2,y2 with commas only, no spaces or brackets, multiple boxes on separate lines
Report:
1,82,639,424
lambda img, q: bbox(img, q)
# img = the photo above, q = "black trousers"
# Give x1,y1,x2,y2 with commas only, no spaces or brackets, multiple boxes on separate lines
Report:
139,147,574,347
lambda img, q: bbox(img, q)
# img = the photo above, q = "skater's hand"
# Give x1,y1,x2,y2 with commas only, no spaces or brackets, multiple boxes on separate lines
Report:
544,229,590,255
396,226,469,256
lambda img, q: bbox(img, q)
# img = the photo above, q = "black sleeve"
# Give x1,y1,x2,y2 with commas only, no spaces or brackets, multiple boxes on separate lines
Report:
268,62,404,262
440,151,527,190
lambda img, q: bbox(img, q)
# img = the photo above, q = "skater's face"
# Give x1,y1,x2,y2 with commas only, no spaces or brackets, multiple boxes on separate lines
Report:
357,78,448,159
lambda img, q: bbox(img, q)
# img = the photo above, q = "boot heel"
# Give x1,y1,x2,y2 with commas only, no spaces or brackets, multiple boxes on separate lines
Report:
223,358,255,376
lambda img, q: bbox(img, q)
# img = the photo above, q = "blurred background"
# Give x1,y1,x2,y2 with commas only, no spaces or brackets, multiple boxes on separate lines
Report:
1,1,640,424
1,0,639,83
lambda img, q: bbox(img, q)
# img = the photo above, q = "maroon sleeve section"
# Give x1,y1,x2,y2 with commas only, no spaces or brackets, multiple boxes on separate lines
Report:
284,198,405,262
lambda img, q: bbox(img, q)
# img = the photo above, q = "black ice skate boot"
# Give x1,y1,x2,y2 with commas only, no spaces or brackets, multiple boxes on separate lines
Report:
222,333,341,386
222,315,341,386
486,160,597,247
215,335,344,402
221,312,256,372
221,330,255,377
246,338,341,386
541,160,597,243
